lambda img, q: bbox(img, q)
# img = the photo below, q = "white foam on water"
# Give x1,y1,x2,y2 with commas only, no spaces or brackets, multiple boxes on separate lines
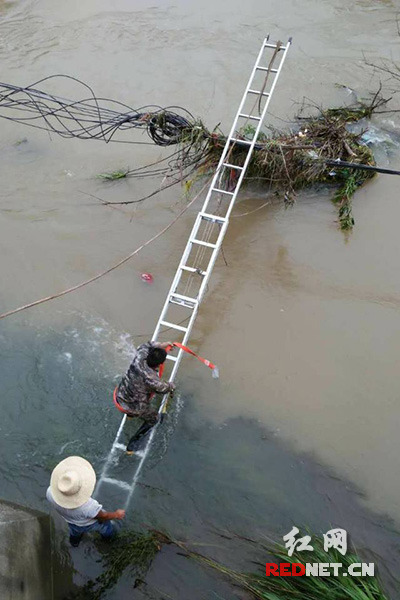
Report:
59,439,80,454
114,331,137,362
157,391,185,461
63,312,138,380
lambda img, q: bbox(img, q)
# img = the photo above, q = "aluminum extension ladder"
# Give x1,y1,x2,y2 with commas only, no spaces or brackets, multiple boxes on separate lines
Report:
96,36,292,507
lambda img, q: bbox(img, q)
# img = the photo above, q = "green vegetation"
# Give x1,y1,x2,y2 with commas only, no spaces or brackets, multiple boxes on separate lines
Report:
171,535,389,600
229,101,380,230
65,528,389,600
65,530,163,600
195,95,385,230
98,168,129,180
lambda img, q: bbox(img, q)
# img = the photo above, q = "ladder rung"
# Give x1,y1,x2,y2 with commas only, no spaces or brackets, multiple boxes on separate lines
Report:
190,238,218,248
248,89,270,97
223,163,244,170
200,212,227,223
170,292,198,305
239,113,261,121
212,187,234,195
166,354,178,362
256,66,279,73
180,265,206,276
169,298,196,309
230,138,252,146
264,43,286,50
102,477,131,491
160,320,188,332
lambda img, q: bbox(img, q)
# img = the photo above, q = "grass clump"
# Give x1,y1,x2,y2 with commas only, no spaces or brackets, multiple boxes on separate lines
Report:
171,535,388,600
64,528,389,600
65,529,163,600
98,168,129,180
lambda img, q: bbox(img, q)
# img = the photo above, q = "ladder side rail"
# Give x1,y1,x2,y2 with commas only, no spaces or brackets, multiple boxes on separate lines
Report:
196,221,229,302
167,306,199,381
153,214,224,346
153,38,292,342
152,216,204,340
223,41,292,220
154,301,199,378
155,304,200,414
95,413,128,495
199,138,246,212
202,41,290,216
199,39,270,213
223,38,269,146
155,221,228,391
197,41,292,284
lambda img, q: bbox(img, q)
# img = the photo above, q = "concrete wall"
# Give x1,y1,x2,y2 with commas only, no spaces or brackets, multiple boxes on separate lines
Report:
0,500,53,600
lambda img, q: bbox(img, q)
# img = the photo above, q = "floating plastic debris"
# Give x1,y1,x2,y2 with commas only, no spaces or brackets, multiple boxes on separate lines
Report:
212,366,220,379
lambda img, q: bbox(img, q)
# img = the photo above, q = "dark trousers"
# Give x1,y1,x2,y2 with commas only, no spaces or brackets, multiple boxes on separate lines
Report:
124,401,158,426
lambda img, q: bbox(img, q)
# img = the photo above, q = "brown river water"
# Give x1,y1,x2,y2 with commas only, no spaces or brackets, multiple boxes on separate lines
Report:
1,0,400,598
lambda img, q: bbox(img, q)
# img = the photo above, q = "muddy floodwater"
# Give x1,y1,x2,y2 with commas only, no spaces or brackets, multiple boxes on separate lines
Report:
1,0,400,598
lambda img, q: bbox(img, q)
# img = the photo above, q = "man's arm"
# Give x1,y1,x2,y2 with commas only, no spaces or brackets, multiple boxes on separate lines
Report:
143,370,175,395
96,508,125,521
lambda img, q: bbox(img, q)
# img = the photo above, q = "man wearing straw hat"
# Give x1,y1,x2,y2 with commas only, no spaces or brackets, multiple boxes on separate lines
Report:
46,456,125,547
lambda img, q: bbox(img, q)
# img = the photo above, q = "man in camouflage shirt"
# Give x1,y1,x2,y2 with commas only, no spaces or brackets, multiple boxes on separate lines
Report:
116,340,175,452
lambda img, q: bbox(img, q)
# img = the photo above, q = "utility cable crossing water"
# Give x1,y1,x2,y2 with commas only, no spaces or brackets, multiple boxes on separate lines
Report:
95,36,292,509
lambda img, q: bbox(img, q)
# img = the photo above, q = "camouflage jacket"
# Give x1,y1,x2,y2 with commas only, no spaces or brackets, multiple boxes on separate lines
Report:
116,341,172,408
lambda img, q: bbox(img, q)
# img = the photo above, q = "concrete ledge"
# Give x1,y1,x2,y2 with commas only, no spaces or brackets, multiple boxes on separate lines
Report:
0,500,52,600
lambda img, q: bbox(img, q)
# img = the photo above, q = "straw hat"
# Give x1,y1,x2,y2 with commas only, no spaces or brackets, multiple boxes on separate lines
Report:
50,456,96,509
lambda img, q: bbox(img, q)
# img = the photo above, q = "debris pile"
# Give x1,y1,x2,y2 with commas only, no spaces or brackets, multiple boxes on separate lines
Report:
0,75,389,229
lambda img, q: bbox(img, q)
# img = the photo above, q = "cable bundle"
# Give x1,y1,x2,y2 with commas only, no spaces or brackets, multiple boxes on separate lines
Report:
0,74,201,146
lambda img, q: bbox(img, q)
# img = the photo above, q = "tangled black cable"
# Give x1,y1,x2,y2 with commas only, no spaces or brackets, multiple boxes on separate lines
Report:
0,74,205,146
0,74,226,205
